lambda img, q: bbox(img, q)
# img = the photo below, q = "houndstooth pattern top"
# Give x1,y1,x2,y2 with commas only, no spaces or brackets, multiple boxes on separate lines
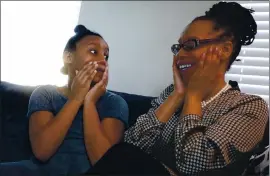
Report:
124,82,269,175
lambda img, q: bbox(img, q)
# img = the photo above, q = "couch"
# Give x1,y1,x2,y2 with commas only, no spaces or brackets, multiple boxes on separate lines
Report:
0,81,268,175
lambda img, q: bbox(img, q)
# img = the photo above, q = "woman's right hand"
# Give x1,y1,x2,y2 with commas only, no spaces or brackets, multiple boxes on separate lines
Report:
70,62,98,104
172,56,185,97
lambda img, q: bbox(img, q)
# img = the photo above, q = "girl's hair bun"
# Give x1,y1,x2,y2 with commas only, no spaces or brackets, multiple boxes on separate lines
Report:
74,24,88,34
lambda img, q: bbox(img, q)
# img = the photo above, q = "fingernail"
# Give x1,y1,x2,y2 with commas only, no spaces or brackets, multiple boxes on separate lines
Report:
215,47,218,51
93,61,97,64
89,62,92,65
75,70,78,75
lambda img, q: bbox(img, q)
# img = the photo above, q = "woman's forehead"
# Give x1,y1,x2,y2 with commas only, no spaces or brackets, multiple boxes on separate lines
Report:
180,20,223,41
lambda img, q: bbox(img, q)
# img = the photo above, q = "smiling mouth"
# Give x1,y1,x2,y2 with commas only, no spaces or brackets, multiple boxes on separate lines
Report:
179,64,193,71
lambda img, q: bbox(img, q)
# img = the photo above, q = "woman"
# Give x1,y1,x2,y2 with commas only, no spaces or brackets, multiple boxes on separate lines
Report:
86,2,269,176
0,25,129,176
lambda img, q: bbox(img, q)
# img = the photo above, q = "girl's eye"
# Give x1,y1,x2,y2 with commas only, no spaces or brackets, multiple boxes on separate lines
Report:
104,55,109,60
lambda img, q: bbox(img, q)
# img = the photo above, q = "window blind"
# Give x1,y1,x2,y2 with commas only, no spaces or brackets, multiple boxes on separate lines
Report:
224,1,269,104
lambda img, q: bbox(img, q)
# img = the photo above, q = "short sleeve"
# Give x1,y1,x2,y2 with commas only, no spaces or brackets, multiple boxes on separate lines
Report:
97,91,129,128
27,85,54,119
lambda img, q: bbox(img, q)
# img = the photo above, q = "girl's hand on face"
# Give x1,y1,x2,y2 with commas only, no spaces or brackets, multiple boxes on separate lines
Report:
187,46,223,100
85,63,109,104
69,62,98,104
172,56,186,97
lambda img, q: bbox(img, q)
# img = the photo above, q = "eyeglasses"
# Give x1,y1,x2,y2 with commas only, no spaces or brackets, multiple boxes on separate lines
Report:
171,38,222,55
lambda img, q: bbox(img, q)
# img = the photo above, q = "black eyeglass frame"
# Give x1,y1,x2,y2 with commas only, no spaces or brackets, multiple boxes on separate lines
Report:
171,38,223,55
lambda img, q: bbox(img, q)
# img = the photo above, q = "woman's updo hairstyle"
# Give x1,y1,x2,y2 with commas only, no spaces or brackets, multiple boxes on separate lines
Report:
193,1,257,70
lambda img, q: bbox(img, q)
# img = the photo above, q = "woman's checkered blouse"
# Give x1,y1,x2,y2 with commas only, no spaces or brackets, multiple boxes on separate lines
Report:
124,83,269,175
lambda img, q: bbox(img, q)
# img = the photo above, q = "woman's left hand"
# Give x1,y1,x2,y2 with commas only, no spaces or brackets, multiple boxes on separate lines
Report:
85,65,109,104
187,46,223,100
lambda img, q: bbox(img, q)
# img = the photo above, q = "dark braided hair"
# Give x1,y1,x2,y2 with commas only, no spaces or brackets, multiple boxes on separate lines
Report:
193,1,257,70
61,24,103,75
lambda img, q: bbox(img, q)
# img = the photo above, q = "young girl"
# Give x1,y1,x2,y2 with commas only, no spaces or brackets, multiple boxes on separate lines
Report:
0,25,129,176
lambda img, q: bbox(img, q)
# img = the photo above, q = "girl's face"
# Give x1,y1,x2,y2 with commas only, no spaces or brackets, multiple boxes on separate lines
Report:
173,20,230,85
70,35,109,83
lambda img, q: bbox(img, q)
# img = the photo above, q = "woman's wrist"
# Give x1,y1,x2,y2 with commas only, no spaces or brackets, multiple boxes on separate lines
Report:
171,91,185,107
186,90,202,102
172,90,184,100
181,91,202,118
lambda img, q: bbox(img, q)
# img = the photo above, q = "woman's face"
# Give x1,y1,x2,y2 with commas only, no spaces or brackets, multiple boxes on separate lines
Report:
71,35,109,83
174,19,227,85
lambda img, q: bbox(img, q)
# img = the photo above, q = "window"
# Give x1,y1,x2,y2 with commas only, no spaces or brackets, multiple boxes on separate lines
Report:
225,1,269,104
1,1,81,86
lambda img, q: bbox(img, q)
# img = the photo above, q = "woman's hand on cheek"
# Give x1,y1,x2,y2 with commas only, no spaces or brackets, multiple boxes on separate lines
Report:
172,56,185,98
84,66,109,104
186,46,222,101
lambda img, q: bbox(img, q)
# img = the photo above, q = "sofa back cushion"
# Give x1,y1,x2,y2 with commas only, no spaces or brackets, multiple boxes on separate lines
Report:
0,82,37,161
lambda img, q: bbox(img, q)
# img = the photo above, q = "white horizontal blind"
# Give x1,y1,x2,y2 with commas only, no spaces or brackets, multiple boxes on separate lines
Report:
225,1,269,104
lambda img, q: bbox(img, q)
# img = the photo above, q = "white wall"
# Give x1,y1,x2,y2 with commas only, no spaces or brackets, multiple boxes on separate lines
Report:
78,1,217,96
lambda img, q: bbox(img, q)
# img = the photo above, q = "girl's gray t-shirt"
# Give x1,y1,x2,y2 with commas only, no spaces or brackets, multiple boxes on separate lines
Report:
27,85,129,175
